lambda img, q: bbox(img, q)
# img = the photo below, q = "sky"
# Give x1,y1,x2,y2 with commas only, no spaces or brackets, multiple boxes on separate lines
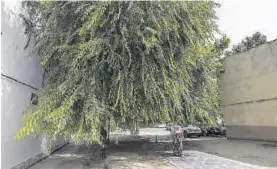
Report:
216,0,277,48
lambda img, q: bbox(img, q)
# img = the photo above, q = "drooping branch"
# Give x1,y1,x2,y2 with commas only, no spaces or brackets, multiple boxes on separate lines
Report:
16,1,229,143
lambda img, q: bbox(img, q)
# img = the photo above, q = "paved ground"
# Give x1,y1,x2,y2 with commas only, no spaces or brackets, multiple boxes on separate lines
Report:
104,140,174,169
28,144,105,169
182,138,277,168
147,142,270,169
29,138,175,169
140,127,277,168
28,128,277,169
156,150,263,169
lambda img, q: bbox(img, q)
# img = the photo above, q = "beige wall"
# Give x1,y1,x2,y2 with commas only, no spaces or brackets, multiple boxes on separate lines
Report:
220,39,277,141
223,100,277,126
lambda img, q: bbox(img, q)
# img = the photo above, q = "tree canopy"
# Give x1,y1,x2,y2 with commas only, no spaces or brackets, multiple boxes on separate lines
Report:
16,1,229,144
225,31,267,56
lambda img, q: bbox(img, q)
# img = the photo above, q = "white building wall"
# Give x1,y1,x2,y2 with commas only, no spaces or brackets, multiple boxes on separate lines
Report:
1,2,66,169
1,2,44,169
1,82,42,169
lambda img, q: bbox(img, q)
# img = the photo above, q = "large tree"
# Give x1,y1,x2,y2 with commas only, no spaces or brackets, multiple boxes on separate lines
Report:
16,1,229,143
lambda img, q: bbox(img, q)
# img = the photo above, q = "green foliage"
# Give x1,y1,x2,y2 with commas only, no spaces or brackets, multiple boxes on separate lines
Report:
225,31,267,56
16,1,229,143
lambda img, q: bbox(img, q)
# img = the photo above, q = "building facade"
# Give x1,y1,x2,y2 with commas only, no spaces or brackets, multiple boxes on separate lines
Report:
1,2,66,169
220,39,277,141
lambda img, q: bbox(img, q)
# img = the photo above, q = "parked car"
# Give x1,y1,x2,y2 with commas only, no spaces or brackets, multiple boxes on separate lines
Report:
206,125,227,136
183,124,202,138
207,127,221,136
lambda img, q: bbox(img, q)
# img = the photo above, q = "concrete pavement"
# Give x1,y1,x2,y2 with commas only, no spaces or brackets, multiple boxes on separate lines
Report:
156,150,266,169
28,144,106,169
28,140,175,169
27,128,277,169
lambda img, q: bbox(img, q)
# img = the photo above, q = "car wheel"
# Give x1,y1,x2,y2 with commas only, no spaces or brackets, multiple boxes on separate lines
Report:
183,131,188,138
197,135,201,137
